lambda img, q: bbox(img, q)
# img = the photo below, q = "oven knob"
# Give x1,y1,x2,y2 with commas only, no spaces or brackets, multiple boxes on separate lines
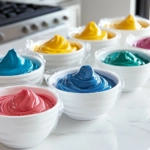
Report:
0,33,5,41
22,26,29,33
63,16,68,20
53,18,59,24
41,21,48,27
31,24,39,30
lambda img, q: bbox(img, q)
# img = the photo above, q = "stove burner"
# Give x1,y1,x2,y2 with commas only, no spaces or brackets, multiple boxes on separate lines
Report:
0,1,62,27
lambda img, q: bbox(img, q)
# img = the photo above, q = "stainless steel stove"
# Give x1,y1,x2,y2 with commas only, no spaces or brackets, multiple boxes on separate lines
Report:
0,1,69,44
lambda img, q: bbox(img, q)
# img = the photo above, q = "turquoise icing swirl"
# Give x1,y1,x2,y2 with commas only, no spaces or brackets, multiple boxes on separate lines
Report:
0,49,39,76
103,51,149,66
55,65,116,93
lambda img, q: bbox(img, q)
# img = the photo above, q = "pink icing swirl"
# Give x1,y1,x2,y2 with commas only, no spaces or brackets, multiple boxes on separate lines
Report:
0,89,56,116
133,37,150,49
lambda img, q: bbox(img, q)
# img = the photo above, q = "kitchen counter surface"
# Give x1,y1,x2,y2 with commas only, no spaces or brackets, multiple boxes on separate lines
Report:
0,25,150,149
0,79,150,150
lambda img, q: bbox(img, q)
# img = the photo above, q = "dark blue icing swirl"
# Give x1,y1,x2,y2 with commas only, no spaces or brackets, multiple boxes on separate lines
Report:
55,65,116,93
0,49,39,76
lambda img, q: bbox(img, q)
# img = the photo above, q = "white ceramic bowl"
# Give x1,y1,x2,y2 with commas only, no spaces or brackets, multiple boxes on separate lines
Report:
0,55,45,85
68,27,120,67
0,85,62,149
126,34,150,51
99,16,150,46
30,39,85,70
95,48,150,92
46,67,122,120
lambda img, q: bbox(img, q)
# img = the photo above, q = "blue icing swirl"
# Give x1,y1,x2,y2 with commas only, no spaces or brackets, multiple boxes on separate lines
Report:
0,49,39,76
55,65,116,93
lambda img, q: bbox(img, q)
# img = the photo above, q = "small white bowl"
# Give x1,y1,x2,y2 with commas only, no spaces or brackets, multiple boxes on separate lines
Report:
0,85,62,149
126,34,150,51
99,16,150,46
0,54,45,85
68,27,120,66
30,39,85,70
46,67,122,120
95,48,150,92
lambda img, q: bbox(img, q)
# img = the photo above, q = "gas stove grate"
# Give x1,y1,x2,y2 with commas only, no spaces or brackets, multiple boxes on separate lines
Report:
0,1,62,27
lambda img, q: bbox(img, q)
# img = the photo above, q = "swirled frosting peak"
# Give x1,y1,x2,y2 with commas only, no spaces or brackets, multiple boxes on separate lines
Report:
55,65,116,93
114,14,142,30
0,89,56,116
34,35,80,54
0,49,39,76
74,22,108,40
103,51,149,66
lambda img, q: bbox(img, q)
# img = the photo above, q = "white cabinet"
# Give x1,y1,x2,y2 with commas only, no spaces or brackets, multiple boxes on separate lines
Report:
60,0,81,27
64,4,81,27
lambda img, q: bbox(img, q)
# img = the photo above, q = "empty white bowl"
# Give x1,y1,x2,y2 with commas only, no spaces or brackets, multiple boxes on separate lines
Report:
95,48,150,92
99,16,150,46
0,54,45,85
29,39,85,70
0,85,62,149
46,67,122,120
68,27,120,67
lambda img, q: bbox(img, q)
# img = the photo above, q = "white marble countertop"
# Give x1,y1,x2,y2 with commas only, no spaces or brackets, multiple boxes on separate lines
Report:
0,79,150,150
0,30,150,150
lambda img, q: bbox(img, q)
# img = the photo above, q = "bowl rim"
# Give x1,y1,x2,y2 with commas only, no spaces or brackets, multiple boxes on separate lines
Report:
68,26,120,43
0,85,60,118
0,54,44,78
98,16,150,31
47,67,122,95
30,39,85,56
95,48,150,69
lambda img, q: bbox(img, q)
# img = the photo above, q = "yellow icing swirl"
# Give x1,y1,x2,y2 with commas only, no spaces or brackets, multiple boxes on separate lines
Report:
114,14,142,30
74,21,108,40
34,35,80,54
